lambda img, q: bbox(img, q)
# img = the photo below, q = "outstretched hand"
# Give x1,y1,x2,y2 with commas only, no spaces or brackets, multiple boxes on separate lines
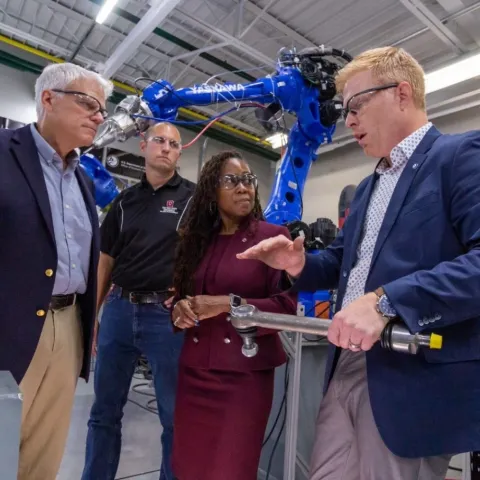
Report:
236,234,306,277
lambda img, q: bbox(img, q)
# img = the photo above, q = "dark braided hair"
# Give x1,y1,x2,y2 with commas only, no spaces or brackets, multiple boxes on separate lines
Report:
173,150,264,298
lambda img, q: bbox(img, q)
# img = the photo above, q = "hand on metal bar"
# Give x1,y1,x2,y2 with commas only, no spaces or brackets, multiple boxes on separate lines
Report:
229,304,443,358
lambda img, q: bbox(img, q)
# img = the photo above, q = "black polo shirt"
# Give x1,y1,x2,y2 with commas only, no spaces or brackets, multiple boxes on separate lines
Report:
100,172,195,291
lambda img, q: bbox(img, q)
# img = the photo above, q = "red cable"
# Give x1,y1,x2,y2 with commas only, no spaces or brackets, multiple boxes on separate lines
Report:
182,102,267,150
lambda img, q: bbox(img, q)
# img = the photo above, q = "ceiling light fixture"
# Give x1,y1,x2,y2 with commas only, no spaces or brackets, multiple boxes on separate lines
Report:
425,51,480,94
265,133,288,149
96,0,120,25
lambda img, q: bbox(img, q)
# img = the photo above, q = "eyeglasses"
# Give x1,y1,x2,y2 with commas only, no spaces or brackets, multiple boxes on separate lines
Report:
147,136,182,150
52,89,108,119
218,173,258,190
342,83,399,120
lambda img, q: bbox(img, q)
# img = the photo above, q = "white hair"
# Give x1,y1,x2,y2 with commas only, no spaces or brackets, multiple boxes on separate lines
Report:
34,62,114,118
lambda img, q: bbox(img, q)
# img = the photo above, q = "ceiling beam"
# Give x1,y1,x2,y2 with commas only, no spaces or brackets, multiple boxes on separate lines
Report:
398,0,469,54
435,0,480,46
33,0,234,84
239,0,278,39
242,0,316,48
173,9,276,68
98,0,183,78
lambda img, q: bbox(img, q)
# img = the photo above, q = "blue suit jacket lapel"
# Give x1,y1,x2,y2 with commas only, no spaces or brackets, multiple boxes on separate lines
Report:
369,126,443,273
10,125,55,246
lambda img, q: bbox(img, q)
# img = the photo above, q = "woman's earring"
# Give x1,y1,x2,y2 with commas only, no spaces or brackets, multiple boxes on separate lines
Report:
209,201,217,215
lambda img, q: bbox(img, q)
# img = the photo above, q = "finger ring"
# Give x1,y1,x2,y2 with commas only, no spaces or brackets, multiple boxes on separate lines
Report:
348,341,361,349
174,319,180,326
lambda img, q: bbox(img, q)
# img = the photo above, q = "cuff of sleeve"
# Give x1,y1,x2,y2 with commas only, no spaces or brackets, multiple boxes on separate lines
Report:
382,281,425,334
289,254,316,292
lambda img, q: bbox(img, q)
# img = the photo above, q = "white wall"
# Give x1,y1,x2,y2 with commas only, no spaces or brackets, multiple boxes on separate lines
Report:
0,63,275,205
302,106,480,224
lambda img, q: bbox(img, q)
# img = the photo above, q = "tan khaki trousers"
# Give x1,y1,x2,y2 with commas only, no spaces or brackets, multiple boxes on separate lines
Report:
17,304,83,480
309,351,451,480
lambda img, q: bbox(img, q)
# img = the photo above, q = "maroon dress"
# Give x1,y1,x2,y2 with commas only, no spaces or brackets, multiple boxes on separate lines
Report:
172,220,297,480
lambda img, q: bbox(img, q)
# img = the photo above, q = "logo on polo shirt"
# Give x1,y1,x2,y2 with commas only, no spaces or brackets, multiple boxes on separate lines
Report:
161,200,178,214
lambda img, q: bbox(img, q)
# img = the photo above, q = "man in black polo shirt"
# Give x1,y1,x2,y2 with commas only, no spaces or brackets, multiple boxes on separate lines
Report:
81,122,195,480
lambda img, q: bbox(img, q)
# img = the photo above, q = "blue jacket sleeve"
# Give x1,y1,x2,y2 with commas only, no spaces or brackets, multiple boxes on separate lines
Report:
383,133,480,333
290,227,344,293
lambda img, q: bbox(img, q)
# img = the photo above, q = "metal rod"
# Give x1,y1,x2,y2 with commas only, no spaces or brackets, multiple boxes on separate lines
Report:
232,307,333,336
230,305,442,357
171,41,231,61
68,21,96,62
283,332,302,480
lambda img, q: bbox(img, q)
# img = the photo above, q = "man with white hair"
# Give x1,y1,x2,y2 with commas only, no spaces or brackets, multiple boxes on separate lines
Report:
0,62,112,480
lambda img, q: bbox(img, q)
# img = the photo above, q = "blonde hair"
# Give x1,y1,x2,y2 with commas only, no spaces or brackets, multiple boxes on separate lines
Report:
335,47,426,111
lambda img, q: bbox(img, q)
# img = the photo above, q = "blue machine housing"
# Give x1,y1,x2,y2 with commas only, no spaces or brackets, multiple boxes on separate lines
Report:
79,47,349,317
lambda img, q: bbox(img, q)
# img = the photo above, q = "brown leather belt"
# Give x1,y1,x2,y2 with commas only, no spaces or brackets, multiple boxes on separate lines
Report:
120,289,170,305
49,294,77,310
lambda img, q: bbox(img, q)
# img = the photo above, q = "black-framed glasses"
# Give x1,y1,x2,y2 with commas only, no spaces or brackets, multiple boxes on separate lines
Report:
342,83,399,120
147,135,181,150
218,173,258,190
52,89,108,119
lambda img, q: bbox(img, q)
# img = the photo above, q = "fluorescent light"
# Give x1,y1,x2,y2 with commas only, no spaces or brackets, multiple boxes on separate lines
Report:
425,51,480,94
96,0,120,24
266,133,288,149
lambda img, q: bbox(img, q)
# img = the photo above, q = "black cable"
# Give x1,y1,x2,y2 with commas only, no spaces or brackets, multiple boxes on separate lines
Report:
448,465,462,472
262,358,289,448
132,382,156,397
127,398,158,415
115,468,161,480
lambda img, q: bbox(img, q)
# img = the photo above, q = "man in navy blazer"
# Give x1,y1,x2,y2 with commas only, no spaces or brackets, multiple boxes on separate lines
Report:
0,62,112,480
238,46,480,479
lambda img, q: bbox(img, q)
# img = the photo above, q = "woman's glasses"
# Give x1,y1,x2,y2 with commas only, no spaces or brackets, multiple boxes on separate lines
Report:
218,173,258,190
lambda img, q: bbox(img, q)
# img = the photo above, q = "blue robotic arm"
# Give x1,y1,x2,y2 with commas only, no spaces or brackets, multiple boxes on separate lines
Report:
82,45,351,225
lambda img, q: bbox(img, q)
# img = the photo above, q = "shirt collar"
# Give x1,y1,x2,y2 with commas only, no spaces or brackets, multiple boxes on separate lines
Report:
141,171,181,191
30,123,79,170
376,122,433,174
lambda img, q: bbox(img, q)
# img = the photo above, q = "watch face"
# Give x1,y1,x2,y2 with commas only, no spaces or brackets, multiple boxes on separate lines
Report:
379,295,396,317
230,294,241,308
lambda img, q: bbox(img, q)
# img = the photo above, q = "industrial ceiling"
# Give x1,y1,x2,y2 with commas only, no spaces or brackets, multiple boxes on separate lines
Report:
0,0,478,159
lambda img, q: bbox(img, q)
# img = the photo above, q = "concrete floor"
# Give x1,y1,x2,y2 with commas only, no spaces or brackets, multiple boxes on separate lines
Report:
57,375,466,480
58,376,163,480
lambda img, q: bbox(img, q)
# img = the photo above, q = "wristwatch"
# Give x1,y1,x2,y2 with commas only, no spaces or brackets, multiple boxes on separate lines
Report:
229,293,242,310
374,287,397,322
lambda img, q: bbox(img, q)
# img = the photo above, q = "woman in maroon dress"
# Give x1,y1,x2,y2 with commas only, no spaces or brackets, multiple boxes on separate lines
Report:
171,150,297,480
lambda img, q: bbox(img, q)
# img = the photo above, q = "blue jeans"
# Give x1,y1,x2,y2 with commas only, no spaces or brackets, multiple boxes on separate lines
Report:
81,287,184,480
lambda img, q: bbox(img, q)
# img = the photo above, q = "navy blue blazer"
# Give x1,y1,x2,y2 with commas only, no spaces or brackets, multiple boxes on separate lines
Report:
0,125,99,385
293,126,480,458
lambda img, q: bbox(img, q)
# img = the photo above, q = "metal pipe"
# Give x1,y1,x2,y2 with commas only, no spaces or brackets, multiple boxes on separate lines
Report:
68,21,96,62
230,304,442,357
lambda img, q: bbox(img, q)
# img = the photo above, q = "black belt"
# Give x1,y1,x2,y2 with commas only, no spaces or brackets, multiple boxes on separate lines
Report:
49,294,77,310
120,289,171,305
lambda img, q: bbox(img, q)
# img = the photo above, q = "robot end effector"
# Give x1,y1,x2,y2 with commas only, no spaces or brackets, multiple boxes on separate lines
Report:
229,304,443,358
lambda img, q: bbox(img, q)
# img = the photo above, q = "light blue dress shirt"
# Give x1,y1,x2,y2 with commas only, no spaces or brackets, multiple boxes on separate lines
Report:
30,124,92,295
